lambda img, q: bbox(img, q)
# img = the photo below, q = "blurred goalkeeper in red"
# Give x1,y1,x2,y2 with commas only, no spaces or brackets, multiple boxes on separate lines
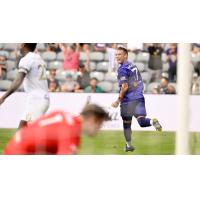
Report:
4,104,110,155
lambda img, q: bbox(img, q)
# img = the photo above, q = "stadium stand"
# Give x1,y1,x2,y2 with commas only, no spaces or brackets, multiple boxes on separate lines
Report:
96,62,109,72
42,51,57,62
90,71,105,82
0,43,199,94
90,52,104,61
134,62,145,72
56,52,64,61
98,81,113,93
0,50,9,58
104,72,117,82
6,69,18,81
3,43,17,51
162,63,170,72
6,60,16,71
0,80,12,90
147,82,159,93
8,51,17,61
48,61,63,70
37,43,46,52
88,62,96,71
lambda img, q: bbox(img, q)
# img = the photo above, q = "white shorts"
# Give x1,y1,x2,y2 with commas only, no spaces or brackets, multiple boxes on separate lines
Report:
21,93,50,122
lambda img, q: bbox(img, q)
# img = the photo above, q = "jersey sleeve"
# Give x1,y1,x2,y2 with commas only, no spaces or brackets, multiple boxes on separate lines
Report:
18,57,31,74
118,68,129,85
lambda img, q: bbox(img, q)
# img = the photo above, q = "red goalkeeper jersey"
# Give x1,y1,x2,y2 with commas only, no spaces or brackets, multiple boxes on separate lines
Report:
4,111,81,155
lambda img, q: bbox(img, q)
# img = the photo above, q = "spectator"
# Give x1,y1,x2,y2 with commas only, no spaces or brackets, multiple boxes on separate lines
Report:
61,74,78,92
192,73,200,94
148,43,163,70
79,43,91,52
192,43,200,76
84,78,103,93
94,43,107,52
166,43,177,82
75,63,90,92
0,55,7,80
47,69,60,92
167,85,176,94
192,43,200,55
106,43,118,72
79,43,91,70
148,43,164,82
153,77,176,94
47,43,61,53
59,43,80,71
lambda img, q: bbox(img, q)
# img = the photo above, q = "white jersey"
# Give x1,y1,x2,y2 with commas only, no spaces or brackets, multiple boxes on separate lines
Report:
18,52,48,95
18,52,50,122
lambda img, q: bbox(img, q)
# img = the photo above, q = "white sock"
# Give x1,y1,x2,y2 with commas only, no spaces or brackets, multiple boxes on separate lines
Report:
126,141,132,147
150,119,153,125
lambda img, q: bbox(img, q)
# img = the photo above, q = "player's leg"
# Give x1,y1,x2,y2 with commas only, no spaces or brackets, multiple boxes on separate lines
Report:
122,116,135,151
137,116,152,127
120,103,135,152
22,95,50,127
32,97,50,120
19,96,32,129
133,98,151,127
20,109,32,129
134,98,162,131
137,116,162,131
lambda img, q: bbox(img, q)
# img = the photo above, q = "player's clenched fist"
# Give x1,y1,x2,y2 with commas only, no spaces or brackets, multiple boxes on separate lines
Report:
111,100,119,108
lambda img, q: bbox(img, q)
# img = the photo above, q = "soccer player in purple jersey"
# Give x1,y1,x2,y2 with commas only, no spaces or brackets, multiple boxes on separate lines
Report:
111,46,162,152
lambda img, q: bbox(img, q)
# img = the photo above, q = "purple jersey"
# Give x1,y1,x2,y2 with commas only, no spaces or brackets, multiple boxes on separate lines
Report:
117,61,144,103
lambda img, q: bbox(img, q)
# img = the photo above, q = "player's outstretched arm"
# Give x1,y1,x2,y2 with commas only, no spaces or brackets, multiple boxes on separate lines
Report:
111,83,128,108
0,72,26,105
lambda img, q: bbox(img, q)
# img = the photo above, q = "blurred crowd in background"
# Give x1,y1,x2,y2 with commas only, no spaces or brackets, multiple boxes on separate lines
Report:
0,43,200,94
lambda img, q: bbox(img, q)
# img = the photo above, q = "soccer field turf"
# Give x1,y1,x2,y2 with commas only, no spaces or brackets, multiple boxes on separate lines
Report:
0,129,200,155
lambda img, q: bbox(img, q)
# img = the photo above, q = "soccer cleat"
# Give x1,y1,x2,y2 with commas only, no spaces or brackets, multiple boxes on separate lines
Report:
152,118,162,132
124,144,135,152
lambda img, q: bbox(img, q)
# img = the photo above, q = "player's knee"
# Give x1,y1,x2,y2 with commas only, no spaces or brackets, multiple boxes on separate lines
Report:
123,121,132,130
123,122,131,130
137,117,146,127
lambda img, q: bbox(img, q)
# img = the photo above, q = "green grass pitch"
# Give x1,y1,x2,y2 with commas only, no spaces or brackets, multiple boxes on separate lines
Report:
0,129,200,155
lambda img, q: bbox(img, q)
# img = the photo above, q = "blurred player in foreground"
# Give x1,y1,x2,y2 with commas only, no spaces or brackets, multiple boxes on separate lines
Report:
4,104,109,155
112,46,162,152
0,43,49,129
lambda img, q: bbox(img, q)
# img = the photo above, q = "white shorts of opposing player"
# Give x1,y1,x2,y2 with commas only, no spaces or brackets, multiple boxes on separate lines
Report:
22,92,50,122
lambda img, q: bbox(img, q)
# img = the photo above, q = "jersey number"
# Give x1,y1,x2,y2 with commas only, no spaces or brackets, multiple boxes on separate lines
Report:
38,64,47,80
130,67,138,80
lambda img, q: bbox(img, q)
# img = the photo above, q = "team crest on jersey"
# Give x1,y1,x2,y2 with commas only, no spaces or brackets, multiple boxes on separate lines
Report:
133,81,138,87
120,76,127,81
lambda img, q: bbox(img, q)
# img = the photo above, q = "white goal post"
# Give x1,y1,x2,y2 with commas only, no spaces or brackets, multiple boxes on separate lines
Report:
176,43,192,155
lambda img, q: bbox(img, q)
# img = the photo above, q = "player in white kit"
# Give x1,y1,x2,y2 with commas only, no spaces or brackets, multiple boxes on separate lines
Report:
0,43,50,129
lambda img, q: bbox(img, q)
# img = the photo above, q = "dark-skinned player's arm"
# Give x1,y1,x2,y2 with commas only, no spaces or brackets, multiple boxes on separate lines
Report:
0,72,26,105
111,82,129,108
